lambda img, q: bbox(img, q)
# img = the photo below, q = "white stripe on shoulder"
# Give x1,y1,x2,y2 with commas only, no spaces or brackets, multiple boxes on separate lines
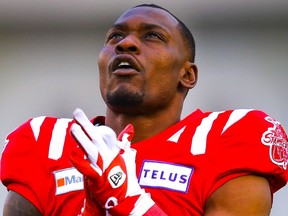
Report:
49,118,73,160
221,109,254,134
191,111,224,155
167,126,186,143
30,116,46,141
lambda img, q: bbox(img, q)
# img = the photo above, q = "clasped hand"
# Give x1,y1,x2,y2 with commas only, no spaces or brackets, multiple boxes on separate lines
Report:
69,108,154,215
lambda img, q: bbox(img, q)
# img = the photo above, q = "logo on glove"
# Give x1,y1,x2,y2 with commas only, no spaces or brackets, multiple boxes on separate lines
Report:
110,172,124,186
108,166,126,188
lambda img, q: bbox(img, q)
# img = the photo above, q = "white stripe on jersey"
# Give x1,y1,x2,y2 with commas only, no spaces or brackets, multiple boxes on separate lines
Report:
191,111,224,155
167,126,186,143
221,109,253,134
191,109,254,156
49,118,73,160
30,116,46,141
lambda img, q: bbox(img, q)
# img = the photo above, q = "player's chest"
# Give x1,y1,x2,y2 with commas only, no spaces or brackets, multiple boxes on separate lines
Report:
134,139,199,195
133,138,208,214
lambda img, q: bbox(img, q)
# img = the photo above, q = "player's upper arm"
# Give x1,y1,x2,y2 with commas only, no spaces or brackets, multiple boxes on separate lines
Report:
3,190,41,216
204,175,272,216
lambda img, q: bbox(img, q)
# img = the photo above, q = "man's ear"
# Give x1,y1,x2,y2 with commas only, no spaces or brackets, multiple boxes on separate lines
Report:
179,62,198,89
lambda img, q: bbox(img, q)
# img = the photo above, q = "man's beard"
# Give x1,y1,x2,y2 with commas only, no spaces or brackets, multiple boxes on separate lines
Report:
106,88,144,108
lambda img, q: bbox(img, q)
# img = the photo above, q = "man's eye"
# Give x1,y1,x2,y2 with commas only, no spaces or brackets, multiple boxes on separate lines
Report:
145,32,161,39
144,32,163,40
107,33,125,40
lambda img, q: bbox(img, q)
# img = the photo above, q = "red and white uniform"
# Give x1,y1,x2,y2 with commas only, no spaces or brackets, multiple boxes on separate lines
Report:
1,117,86,215
1,109,288,215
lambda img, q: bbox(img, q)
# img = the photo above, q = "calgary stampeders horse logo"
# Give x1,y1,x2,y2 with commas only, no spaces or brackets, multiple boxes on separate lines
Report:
261,116,288,170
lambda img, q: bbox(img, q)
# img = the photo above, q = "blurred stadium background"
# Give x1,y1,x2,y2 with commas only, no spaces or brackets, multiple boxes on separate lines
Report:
0,0,287,215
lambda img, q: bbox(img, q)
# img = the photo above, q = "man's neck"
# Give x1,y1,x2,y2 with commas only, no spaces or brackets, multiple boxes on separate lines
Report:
105,108,182,143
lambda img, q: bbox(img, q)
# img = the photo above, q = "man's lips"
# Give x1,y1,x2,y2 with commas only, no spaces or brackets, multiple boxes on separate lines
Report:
111,55,141,74
112,68,139,75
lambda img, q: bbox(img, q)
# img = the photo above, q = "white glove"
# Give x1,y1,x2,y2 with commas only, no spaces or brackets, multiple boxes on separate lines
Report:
69,108,155,215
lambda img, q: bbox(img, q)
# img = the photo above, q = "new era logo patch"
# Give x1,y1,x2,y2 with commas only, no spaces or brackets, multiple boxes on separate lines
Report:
108,166,126,188
110,172,124,187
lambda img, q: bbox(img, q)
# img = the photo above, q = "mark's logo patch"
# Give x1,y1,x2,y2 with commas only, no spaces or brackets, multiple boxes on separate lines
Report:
261,116,288,170
54,168,84,195
138,161,194,193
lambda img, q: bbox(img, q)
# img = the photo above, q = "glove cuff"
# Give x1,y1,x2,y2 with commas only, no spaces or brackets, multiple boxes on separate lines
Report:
108,193,155,216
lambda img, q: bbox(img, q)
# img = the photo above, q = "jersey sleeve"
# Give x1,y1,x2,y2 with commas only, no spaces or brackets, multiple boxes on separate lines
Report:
208,110,288,196
1,118,47,212
1,116,108,215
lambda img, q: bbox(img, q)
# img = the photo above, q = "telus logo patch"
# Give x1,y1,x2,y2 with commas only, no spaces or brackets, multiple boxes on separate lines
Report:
54,167,84,195
138,161,194,193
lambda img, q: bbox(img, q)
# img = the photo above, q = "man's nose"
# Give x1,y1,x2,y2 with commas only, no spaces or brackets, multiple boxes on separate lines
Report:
115,35,140,54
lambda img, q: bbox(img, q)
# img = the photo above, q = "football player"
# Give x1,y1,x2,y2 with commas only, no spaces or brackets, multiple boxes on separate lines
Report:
1,4,288,216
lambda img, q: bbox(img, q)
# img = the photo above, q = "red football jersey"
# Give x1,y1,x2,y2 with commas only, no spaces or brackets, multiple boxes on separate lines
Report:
134,109,288,215
1,117,87,215
1,109,288,215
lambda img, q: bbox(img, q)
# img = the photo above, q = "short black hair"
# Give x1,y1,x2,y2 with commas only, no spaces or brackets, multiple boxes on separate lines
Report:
133,4,196,62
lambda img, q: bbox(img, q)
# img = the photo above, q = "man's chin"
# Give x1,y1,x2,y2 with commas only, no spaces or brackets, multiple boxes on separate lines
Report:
106,91,143,108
